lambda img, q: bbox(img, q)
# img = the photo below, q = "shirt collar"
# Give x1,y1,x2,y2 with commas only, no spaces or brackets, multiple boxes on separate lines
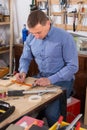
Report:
46,24,54,38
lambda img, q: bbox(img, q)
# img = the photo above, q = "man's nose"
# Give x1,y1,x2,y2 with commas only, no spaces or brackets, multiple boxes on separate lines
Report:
34,34,40,39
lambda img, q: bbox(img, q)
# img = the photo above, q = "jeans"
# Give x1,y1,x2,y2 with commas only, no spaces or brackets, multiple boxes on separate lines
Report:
37,79,74,127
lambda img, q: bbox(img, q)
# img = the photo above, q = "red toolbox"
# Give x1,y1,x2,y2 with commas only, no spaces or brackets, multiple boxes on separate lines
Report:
67,97,81,123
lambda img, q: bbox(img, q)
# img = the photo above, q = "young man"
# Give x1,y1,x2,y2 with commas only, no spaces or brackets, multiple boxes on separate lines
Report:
15,10,78,126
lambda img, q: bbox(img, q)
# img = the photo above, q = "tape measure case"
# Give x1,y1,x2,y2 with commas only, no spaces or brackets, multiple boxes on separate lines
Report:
0,100,15,122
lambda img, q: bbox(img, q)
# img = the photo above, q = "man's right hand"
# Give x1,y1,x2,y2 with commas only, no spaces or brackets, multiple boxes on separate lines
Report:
15,72,26,83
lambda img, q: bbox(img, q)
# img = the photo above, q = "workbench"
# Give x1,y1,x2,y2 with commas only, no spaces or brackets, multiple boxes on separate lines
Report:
14,44,87,114
0,77,66,130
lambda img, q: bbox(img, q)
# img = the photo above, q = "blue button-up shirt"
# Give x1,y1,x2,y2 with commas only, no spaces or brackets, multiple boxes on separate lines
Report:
19,26,78,84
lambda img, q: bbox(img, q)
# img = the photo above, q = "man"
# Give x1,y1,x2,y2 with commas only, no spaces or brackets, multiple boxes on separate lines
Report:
16,10,78,126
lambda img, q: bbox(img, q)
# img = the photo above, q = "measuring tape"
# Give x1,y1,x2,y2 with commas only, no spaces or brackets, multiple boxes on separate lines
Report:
0,109,6,113
28,95,42,102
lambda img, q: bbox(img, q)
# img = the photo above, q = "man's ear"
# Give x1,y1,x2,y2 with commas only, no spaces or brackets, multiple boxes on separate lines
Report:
47,20,50,25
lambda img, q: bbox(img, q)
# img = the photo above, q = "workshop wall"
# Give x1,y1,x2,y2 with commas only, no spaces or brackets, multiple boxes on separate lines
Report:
13,0,87,41
13,0,32,42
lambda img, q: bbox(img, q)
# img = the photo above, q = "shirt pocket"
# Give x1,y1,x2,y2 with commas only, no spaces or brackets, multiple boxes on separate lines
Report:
45,42,62,61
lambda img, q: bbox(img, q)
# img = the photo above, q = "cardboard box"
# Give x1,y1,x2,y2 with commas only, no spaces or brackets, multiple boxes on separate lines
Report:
67,97,81,123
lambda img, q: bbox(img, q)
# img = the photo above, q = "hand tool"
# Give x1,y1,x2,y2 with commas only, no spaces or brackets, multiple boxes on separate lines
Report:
65,114,82,130
73,9,77,32
7,88,58,96
56,115,63,130
75,122,81,130
11,80,34,87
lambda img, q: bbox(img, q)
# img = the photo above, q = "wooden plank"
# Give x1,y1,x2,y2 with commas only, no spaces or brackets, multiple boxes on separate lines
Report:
54,23,87,31
51,12,63,16
0,22,10,25
0,77,34,89
50,0,59,5
0,50,9,54
36,0,47,1
65,25,73,30
54,24,66,29
9,0,14,74
76,24,87,31
67,13,78,18
70,0,87,4
50,0,87,5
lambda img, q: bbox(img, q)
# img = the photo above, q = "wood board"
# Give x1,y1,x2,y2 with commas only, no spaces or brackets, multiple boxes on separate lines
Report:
8,77,36,90
0,77,36,91
0,76,16,87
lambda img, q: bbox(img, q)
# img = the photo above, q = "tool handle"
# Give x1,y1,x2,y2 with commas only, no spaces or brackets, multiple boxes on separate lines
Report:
58,115,63,124
75,122,81,130
56,116,63,130
7,90,24,96
73,22,76,32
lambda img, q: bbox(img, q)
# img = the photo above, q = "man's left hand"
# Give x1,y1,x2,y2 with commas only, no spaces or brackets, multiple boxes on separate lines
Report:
33,78,51,86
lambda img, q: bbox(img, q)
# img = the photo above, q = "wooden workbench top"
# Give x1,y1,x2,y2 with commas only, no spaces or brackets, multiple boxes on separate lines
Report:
0,77,63,129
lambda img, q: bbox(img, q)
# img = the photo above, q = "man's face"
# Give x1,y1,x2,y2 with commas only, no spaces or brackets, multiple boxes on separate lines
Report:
29,21,50,39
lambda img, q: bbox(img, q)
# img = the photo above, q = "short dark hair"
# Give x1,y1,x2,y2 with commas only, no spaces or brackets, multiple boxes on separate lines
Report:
27,10,49,28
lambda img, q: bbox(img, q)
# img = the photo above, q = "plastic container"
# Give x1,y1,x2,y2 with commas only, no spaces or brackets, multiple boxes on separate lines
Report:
0,4,4,22
0,4,3,14
0,4,5,15
22,24,28,43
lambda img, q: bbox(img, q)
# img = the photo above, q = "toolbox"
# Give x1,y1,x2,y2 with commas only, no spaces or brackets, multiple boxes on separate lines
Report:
67,97,81,123
49,121,85,130
49,114,85,130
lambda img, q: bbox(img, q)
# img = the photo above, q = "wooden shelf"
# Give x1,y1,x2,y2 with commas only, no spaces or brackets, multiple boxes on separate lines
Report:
50,0,59,4
50,0,87,4
70,0,87,4
67,13,78,17
0,0,14,74
0,22,10,25
0,46,9,54
36,0,47,2
50,3,87,31
54,23,66,29
0,49,9,54
51,12,63,16
54,23,87,31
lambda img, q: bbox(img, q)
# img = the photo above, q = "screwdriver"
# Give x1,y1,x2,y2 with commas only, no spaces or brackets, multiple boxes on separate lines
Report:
75,122,81,130
56,115,63,130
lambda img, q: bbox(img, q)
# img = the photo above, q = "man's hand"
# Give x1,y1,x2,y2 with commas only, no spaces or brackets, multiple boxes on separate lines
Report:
33,78,51,86
15,72,26,83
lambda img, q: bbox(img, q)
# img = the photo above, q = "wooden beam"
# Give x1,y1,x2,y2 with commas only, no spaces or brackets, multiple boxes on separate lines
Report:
9,0,14,74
